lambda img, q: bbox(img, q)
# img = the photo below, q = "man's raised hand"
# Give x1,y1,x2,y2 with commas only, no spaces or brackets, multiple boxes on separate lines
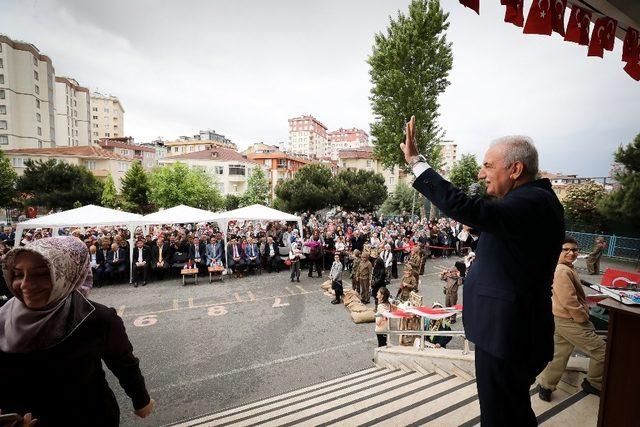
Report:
400,115,419,164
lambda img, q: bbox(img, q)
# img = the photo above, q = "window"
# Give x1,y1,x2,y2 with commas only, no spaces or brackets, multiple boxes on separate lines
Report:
0,59,3,68
216,182,224,192
36,99,40,108
84,160,96,170
214,166,224,175
0,120,6,129
92,107,98,112
93,123,98,128
0,105,5,114
37,140,42,148
37,127,42,136
73,100,76,107
105,132,110,137
12,157,24,167
0,90,4,99
0,75,4,84
104,108,109,113
366,160,372,168
33,70,38,81
33,56,38,66
93,132,98,136
277,159,287,168
34,85,39,94
389,176,395,184
0,135,7,145
229,164,246,176
36,113,41,123
118,161,129,172
93,115,98,120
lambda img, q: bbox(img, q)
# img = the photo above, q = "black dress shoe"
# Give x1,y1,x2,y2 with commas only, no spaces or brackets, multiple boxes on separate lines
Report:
297,278,300,282
331,299,340,304
134,283,138,288
142,282,147,286
581,379,600,396
537,385,552,402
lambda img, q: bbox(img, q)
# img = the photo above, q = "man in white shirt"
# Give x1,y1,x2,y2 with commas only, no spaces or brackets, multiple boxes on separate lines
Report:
132,239,149,287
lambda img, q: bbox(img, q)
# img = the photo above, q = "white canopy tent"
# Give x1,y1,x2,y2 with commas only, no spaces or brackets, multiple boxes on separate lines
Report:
14,204,145,282
211,204,303,266
139,205,222,226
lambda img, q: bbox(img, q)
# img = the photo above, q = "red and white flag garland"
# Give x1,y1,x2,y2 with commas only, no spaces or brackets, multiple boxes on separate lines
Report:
457,0,639,81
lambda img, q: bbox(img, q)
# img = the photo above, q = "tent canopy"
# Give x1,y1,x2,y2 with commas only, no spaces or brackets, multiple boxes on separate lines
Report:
213,204,300,223
16,204,144,228
140,205,221,225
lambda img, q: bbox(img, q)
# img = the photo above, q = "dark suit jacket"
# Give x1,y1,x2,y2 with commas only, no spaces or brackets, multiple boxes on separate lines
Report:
107,248,127,266
151,243,170,266
132,247,150,268
227,244,245,260
413,168,564,368
96,248,109,266
188,242,207,263
244,243,260,262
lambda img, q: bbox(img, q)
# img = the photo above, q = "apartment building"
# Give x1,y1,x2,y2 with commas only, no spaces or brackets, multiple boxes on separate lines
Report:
0,34,56,149
288,115,328,158
439,141,458,176
3,145,133,191
247,151,312,199
327,128,369,160
338,147,399,193
159,146,265,196
90,92,124,143
54,77,91,147
97,137,157,169
165,129,236,156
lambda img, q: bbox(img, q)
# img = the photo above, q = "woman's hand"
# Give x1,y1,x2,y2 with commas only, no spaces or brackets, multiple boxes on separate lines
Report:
134,399,155,418
0,410,37,427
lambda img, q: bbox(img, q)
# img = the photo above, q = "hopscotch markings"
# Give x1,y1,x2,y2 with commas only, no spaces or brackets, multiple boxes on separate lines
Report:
188,298,194,308
172,299,180,310
247,291,257,301
295,285,310,293
284,286,296,295
272,297,290,308
234,292,243,303
134,314,158,327
122,289,322,318
117,305,126,317
207,306,228,317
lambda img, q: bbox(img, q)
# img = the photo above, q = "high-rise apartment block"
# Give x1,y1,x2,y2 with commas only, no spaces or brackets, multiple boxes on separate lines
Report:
438,141,458,176
54,77,91,146
90,92,124,144
327,127,369,160
0,35,56,149
288,115,328,158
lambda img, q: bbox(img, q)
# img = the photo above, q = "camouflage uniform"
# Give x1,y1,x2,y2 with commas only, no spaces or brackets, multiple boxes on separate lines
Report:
357,251,373,304
397,273,417,302
408,248,421,289
350,249,361,292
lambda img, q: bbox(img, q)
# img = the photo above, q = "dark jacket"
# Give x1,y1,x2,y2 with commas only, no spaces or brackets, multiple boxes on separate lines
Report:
132,246,150,267
151,243,170,266
0,302,150,426
413,168,564,368
96,248,110,266
188,242,207,262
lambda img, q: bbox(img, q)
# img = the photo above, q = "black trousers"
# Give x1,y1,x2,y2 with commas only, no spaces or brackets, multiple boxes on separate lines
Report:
308,258,322,277
331,280,343,298
376,334,387,347
132,265,147,284
475,346,539,427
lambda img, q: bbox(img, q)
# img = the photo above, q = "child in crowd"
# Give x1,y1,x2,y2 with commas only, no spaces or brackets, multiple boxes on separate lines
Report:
425,302,453,348
329,253,344,305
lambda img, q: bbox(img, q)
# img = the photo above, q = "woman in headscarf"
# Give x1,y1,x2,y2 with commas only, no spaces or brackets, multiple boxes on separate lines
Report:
0,236,154,426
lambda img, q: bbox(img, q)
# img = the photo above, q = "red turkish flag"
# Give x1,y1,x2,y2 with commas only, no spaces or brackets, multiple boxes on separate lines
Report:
459,0,479,14
551,0,567,36
524,0,553,35
502,0,524,27
564,5,591,45
603,18,618,51
624,40,640,81
622,27,639,62
588,18,607,57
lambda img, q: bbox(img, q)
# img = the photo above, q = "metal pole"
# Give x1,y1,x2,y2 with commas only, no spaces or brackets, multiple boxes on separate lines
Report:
411,188,416,220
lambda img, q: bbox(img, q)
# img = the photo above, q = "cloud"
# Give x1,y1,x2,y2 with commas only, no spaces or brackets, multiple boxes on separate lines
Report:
1,0,638,176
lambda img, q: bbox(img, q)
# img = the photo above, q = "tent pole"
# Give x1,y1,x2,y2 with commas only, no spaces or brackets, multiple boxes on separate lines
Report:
128,223,135,284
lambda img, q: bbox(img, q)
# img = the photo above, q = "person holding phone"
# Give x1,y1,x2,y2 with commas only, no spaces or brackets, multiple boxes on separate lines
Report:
0,237,155,426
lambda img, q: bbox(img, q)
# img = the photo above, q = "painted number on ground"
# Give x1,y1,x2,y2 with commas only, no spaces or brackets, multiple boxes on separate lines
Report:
207,306,228,317
272,297,289,308
134,314,158,327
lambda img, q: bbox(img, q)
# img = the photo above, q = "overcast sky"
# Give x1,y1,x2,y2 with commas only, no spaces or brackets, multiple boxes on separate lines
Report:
2,0,638,176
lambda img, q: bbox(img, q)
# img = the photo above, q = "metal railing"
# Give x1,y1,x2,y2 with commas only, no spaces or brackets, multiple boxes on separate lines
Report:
567,231,640,262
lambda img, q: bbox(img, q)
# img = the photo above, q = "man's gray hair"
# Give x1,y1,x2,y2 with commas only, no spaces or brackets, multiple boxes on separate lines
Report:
491,135,539,180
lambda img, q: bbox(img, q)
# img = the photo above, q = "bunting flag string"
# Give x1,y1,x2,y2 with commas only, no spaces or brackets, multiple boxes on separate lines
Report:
456,1,639,81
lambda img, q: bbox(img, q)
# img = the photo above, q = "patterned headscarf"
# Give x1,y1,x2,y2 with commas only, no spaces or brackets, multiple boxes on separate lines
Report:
0,237,94,353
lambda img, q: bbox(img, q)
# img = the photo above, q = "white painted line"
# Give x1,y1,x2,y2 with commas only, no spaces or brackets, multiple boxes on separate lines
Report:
188,298,194,308
234,292,243,302
285,287,295,295
117,305,126,317
247,291,256,301
173,299,179,310
295,285,308,293
150,338,377,392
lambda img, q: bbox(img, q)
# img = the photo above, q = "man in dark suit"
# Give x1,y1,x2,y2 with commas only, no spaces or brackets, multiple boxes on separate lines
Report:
107,242,127,283
188,236,207,274
244,236,260,273
227,238,246,274
264,236,281,273
402,116,564,426
132,239,150,287
151,236,170,281
95,240,111,287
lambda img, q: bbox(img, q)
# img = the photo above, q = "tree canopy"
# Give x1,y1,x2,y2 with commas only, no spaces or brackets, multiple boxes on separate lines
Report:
240,167,271,207
380,181,415,215
368,0,451,170
16,159,103,210
101,174,119,209
120,160,153,213
275,164,334,212
448,154,481,195
563,181,606,233
148,163,223,210
600,133,640,224
331,169,388,212
0,150,18,208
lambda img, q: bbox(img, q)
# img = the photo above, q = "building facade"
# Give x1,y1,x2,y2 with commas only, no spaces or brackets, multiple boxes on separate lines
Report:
0,35,56,149
338,147,399,194
164,129,236,156
54,77,90,147
438,141,458,177
288,115,328,158
159,147,265,196
327,128,369,160
3,146,133,191
97,137,157,169
247,151,312,199
89,92,124,143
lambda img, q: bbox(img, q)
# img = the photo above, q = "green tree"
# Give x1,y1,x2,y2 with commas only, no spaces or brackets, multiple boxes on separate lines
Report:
240,167,271,207
449,154,481,195
381,181,415,215
275,164,334,212
148,163,223,210
73,201,83,209
120,160,152,213
600,133,640,224
224,194,241,211
563,181,606,233
101,174,119,209
17,159,103,210
0,150,18,208
368,0,452,170
331,169,388,212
